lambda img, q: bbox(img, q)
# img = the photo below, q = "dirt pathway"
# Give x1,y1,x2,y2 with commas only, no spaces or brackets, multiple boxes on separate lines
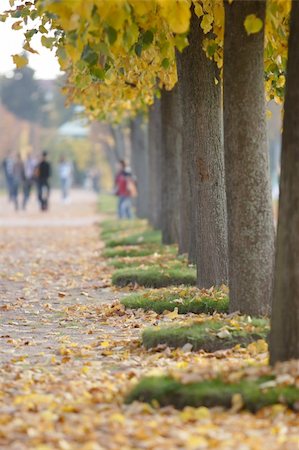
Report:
0,191,298,450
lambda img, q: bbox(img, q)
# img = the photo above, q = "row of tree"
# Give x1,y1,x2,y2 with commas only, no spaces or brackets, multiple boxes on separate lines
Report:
5,0,298,364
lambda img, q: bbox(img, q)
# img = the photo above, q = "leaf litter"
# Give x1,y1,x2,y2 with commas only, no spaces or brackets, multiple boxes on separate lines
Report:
0,205,298,450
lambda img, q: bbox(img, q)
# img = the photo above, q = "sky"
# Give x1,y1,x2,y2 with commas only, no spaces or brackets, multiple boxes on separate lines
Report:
0,0,61,79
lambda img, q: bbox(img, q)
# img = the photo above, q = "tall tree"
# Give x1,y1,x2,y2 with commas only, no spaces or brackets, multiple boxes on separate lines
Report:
148,100,162,230
130,114,149,219
160,87,181,245
177,10,228,286
223,0,275,315
0,66,46,123
270,1,299,364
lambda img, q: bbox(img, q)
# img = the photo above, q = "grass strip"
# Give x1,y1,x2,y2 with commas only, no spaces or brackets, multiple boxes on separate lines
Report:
102,245,177,259
112,266,196,288
122,288,228,314
106,230,162,248
109,256,185,269
98,194,118,215
125,376,299,412
101,220,147,241
142,318,269,351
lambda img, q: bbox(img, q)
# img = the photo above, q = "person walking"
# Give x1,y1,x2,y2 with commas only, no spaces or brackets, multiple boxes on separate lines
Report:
36,151,51,211
11,153,25,211
22,153,37,210
2,152,14,202
58,156,72,202
114,161,137,219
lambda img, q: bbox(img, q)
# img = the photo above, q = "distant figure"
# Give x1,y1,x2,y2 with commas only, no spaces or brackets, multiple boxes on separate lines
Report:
58,156,72,202
23,153,37,210
36,151,51,211
2,152,14,201
91,168,101,193
114,160,137,219
11,153,25,211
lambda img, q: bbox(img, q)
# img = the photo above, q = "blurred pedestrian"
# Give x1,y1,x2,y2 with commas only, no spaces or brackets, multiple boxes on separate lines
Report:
2,151,14,202
91,168,101,193
36,151,51,211
22,153,37,210
11,153,25,211
58,156,72,202
114,160,137,219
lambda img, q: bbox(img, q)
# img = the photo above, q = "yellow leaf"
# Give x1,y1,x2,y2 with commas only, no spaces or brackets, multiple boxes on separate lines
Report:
277,75,286,88
81,365,90,374
201,14,213,34
165,307,179,319
110,413,125,424
194,4,203,18
161,0,191,34
230,393,244,413
100,341,110,348
244,14,263,35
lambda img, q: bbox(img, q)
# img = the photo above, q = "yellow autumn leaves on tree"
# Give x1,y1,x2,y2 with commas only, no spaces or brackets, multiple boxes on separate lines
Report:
5,0,292,120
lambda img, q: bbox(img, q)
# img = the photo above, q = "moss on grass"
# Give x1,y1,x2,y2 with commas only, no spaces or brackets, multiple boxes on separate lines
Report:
121,287,228,314
112,266,196,288
125,376,299,412
142,317,269,351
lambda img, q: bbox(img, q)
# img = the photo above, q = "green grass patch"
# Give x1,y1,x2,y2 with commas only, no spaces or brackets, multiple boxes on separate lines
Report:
100,219,147,241
142,317,269,351
106,229,162,248
98,194,118,215
102,244,177,259
112,265,196,288
109,255,178,269
125,375,299,412
122,287,228,314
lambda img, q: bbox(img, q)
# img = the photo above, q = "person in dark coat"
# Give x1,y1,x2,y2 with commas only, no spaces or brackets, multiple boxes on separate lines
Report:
36,151,51,211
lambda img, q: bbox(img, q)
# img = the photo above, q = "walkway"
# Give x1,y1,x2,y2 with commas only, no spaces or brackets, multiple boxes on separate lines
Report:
0,190,297,450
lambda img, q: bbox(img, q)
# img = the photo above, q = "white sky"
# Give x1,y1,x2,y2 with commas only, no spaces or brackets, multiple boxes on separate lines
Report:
0,0,61,79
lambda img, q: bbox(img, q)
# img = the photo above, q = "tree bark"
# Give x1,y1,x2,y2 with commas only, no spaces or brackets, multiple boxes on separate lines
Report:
110,125,126,161
174,53,190,256
130,115,149,218
223,0,275,316
177,11,228,286
270,1,299,364
148,100,162,229
160,88,181,244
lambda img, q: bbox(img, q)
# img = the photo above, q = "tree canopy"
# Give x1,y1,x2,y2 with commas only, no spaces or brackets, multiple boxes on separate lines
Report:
2,0,291,121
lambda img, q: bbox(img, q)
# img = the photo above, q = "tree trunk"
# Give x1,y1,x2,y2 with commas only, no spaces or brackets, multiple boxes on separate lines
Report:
223,0,274,316
148,100,162,229
130,115,149,219
270,1,299,364
110,125,126,161
177,11,228,286
160,88,181,245
174,53,190,256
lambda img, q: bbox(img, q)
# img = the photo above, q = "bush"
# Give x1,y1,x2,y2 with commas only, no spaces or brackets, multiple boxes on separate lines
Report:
122,287,228,314
142,317,269,351
125,375,299,412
